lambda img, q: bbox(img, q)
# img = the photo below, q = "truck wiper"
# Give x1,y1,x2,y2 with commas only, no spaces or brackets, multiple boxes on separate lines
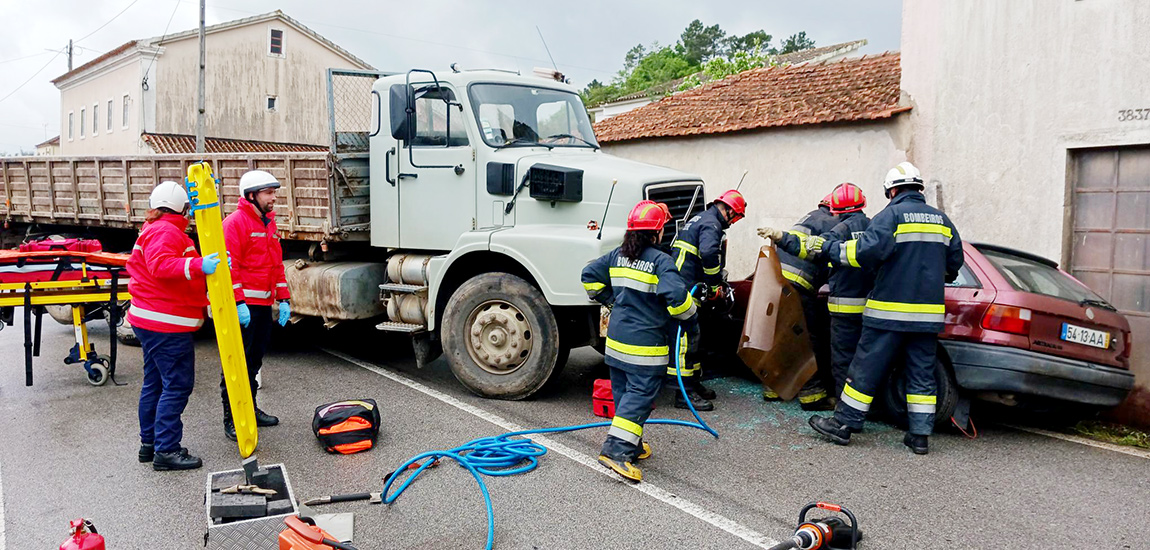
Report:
1080,298,1117,312
543,133,599,149
504,173,530,214
496,137,548,150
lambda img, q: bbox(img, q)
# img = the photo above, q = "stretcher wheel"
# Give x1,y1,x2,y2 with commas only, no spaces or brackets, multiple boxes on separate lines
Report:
87,360,109,386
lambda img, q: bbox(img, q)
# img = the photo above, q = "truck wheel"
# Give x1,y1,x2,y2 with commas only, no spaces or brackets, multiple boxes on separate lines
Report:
881,351,960,431
442,273,560,400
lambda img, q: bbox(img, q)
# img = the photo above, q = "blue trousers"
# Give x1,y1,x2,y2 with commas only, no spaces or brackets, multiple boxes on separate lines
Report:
834,328,938,436
829,314,864,398
601,366,662,462
136,328,196,453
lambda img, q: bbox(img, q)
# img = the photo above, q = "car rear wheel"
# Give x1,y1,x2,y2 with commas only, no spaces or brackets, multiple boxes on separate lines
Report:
882,350,960,431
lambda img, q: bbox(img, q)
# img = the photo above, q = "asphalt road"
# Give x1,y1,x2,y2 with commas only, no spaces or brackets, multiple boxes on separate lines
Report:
0,316,1147,549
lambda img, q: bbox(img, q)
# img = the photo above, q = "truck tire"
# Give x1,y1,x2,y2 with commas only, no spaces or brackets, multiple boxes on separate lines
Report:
881,351,959,431
442,273,560,400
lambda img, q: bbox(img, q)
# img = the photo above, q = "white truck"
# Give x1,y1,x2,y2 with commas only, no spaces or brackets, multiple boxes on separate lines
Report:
0,67,706,399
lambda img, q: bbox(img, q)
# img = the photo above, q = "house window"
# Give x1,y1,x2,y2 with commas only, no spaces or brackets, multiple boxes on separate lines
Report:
92,103,99,136
68,112,74,140
80,108,85,138
269,28,285,57
122,95,130,129
107,99,113,132
267,96,277,111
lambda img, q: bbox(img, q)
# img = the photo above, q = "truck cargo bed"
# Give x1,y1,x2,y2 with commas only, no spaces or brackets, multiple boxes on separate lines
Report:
0,152,368,242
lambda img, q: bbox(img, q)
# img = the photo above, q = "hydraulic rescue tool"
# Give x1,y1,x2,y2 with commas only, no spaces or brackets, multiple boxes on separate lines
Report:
186,161,257,458
768,502,861,550
58,518,104,550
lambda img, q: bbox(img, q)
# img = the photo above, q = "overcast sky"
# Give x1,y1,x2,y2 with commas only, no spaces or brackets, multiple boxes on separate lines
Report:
0,0,901,153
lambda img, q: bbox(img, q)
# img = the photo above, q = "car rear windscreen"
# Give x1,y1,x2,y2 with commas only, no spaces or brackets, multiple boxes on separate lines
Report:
980,248,1109,305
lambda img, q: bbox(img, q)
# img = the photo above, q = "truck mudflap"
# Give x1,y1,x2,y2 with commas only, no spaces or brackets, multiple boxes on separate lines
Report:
283,260,387,327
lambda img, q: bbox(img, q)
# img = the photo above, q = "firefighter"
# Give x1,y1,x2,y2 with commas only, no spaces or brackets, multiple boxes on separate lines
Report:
809,162,963,455
667,189,747,411
756,194,838,410
128,181,223,471
220,170,291,441
582,200,699,482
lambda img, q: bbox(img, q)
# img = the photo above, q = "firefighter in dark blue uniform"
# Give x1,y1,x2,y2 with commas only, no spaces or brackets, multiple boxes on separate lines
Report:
809,163,964,455
767,183,874,399
668,189,747,411
756,195,838,409
582,200,699,482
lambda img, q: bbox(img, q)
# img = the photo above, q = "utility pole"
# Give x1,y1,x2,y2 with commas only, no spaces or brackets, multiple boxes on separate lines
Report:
195,0,206,154
67,39,72,71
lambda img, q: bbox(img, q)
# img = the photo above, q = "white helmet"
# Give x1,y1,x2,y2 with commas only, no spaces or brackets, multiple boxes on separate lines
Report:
883,162,924,194
149,180,189,211
239,170,281,196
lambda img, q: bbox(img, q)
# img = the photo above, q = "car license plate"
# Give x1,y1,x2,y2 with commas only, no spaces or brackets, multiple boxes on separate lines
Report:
1061,323,1111,349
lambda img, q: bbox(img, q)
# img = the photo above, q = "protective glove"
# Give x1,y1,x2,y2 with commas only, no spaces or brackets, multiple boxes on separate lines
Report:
226,251,232,268
685,330,704,366
709,285,725,301
201,252,222,275
278,301,291,326
757,227,785,241
806,235,826,254
236,302,251,328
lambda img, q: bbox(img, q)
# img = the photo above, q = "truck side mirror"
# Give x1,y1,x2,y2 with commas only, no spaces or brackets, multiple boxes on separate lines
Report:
389,84,414,142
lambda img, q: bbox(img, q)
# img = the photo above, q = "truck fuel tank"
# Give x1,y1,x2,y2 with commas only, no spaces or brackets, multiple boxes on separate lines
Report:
284,261,387,324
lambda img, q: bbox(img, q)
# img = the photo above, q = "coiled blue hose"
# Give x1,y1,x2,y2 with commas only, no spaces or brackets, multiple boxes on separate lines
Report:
381,325,717,550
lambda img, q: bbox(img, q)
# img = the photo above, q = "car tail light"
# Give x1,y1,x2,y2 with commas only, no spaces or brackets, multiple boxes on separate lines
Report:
981,304,1032,336
1122,330,1133,359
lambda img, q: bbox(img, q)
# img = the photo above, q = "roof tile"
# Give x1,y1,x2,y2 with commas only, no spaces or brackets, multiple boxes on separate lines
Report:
140,133,327,154
593,52,908,143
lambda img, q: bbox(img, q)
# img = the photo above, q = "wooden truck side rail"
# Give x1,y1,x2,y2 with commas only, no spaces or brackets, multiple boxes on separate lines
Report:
0,152,369,243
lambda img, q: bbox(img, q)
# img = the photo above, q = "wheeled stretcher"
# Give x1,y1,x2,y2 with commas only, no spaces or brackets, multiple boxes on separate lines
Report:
0,249,130,386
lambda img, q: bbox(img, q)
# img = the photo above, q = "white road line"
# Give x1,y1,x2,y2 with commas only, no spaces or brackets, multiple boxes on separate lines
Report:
323,349,778,549
1005,424,1150,460
0,455,6,550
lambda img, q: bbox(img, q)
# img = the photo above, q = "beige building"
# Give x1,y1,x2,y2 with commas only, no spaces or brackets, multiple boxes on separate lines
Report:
35,136,60,156
902,0,1150,424
51,10,374,155
595,53,910,279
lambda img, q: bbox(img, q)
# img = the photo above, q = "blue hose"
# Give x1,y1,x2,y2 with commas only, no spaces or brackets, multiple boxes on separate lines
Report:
381,325,716,550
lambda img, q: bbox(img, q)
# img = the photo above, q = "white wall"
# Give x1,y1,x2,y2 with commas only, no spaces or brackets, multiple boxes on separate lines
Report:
901,0,1150,263
58,53,150,155
590,97,654,122
602,117,911,278
155,22,368,146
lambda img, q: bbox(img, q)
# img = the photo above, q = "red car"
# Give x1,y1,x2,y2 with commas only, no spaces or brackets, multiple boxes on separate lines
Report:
729,242,1135,423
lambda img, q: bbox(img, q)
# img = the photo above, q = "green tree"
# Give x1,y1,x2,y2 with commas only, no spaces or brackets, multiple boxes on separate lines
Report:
680,19,726,65
580,79,621,106
779,31,816,54
678,39,774,91
623,46,693,93
725,30,772,57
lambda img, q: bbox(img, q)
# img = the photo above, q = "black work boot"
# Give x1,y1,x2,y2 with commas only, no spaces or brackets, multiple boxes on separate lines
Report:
809,415,852,446
693,379,717,400
223,412,237,441
254,407,279,427
762,388,781,402
139,443,187,463
903,433,929,455
800,396,836,412
153,448,203,471
675,389,714,411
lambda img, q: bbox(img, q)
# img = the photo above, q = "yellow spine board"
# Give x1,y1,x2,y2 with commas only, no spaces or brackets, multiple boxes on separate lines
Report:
186,161,258,458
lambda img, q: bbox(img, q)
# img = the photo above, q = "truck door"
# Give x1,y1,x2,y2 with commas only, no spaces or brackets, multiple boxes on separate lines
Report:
396,85,475,251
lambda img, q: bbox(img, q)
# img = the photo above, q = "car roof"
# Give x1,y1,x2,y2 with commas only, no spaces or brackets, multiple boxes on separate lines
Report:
970,242,1059,269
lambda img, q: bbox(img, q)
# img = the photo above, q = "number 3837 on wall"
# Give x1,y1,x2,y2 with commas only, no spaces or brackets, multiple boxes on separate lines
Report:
1118,109,1150,122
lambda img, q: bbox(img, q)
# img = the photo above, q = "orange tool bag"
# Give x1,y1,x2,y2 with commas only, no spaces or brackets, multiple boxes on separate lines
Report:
312,399,381,455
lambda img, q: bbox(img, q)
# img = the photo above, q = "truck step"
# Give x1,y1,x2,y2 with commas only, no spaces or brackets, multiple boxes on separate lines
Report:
379,283,428,294
375,321,426,333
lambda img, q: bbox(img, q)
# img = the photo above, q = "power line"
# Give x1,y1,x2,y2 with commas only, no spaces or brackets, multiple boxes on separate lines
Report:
75,0,141,44
0,51,52,65
0,48,62,105
145,0,182,78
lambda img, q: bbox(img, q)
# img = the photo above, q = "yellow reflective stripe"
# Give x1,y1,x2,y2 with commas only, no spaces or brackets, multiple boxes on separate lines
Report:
907,394,937,405
782,270,814,291
611,415,643,437
894,223,952,238
667,295,693,316
675,249,687,271
827,302,865,314
865,299,945,314
844,239,860,268
672,240,699,256
788,230,809,259
582,282,605,291
799,392,827,404
605,338,669,356
703,265,721,275
843,383,873,404
608,267,659,285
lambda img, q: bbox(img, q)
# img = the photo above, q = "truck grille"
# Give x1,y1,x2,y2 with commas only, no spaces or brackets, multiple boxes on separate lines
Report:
646,182,705,245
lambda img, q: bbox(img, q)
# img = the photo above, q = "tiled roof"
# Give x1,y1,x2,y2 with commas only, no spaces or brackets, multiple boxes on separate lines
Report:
141,133,328,154
51,41,138,84
593,52,908,143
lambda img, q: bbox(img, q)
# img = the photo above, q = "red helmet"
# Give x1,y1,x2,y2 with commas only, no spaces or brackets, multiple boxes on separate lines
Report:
714,190,747,223
829,182,866,214
627,200,671,231
819,193,832,208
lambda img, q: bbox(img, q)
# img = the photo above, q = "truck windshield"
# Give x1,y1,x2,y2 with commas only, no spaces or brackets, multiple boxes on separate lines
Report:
469,83,599,149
